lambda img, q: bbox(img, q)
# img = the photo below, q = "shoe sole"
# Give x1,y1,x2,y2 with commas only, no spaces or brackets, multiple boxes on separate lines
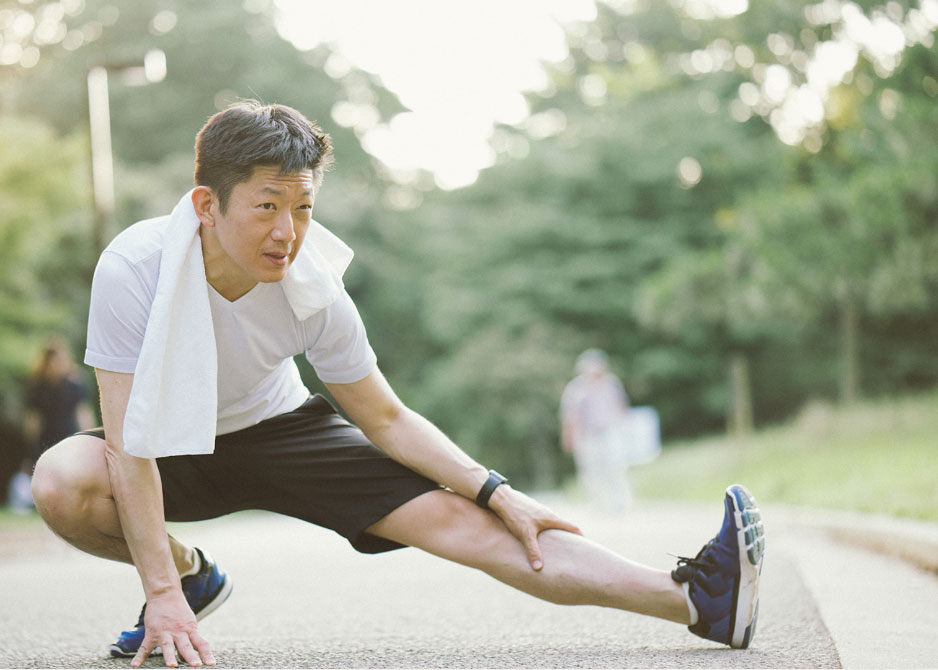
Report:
727,484,765,649
108,573,234,658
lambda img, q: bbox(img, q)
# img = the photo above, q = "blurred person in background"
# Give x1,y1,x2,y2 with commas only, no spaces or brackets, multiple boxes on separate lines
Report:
23,337,95,467
8,337,94,511
561,349,632,513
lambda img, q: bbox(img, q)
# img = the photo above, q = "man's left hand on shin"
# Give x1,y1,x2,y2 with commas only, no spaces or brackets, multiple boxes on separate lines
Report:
487,486,583,571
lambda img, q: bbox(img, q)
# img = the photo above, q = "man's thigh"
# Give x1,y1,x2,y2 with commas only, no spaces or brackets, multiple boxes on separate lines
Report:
198,395,440,553
67,427,231,521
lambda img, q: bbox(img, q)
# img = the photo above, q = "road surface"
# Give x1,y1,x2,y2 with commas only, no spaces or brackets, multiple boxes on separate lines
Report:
2,496,936,668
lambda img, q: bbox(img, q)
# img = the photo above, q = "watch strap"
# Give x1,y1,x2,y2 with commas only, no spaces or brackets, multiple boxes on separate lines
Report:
475,469,508,509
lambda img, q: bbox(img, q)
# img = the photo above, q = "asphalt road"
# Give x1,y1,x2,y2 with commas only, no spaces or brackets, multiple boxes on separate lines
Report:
1,495,935,668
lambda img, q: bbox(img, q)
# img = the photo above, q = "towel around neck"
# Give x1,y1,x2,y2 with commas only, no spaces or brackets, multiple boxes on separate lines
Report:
121,190,353,458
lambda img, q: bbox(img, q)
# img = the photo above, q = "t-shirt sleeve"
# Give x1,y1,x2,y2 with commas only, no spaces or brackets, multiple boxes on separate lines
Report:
84,250,155,373
304,291,377,384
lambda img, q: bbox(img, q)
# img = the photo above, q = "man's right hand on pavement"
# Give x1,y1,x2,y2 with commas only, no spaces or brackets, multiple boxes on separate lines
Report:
132,591,215,668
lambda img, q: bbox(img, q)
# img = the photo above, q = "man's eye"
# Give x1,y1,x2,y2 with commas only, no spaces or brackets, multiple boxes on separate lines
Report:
261,203,276,210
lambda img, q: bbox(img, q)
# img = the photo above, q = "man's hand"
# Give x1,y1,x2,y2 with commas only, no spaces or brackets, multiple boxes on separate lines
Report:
487,486,582,571
326,370,581,573
132,591,214,668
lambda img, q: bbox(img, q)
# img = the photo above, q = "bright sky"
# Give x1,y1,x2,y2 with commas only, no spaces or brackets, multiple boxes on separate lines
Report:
274,0,597,189
273,0,938,187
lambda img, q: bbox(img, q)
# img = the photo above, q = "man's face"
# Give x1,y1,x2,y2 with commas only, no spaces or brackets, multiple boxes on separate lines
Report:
209,165,315,287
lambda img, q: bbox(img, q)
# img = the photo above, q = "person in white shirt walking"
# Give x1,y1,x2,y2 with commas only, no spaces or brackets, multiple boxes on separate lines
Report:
561,349,632,513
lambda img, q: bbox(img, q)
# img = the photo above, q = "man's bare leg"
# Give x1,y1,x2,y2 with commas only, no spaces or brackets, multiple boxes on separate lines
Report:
31,435,196,574
366,489,690,624
34,437,687,623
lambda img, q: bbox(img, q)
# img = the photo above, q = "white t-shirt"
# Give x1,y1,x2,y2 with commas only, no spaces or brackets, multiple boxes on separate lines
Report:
560,372,628,438
84,215,377,435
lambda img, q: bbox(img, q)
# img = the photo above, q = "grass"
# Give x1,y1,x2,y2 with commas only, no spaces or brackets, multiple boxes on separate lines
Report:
0,507,42,528
630,388,938,522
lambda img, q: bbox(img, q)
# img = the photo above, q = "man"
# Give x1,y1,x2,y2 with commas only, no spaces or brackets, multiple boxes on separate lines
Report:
31,102,765,668
561,349,632,513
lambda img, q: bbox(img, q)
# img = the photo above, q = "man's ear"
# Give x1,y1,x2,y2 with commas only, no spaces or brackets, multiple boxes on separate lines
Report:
192,186,217,227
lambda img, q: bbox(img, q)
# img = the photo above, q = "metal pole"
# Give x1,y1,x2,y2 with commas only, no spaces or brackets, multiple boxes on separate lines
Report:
87,65,115,253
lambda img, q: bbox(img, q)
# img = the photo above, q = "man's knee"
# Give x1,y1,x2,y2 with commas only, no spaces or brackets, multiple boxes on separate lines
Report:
32,436,109,525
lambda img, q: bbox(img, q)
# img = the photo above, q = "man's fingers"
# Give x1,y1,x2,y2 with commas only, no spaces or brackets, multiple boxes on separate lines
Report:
131,638,156,668
129,632,209,669
174,634,202,668
522,530,544,571
190,631,216,667
523,515,583,570
160,636,178,668
130,648,148,668
550,516,584,536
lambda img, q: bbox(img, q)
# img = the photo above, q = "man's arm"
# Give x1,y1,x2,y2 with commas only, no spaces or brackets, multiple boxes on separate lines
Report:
325,368,581,571
96,369,213,668
560,411,578,454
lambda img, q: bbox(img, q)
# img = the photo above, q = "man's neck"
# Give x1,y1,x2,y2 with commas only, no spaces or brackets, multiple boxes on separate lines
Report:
200,227,258,302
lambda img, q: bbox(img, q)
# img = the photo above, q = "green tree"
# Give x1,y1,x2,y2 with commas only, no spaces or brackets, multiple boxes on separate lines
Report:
377,0,938,486
394,2,794,479
0,116,91,415
738,36,938,404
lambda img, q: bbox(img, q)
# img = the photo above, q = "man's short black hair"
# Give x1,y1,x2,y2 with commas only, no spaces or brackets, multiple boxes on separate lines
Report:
194,100,334,212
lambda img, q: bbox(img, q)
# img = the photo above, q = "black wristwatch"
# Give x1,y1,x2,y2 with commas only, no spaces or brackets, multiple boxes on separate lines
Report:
475,470,509,509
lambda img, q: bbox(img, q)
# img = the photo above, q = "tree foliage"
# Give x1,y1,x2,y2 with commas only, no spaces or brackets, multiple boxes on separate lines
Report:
365,0,938,483
1,0,936,486
0,115,90,416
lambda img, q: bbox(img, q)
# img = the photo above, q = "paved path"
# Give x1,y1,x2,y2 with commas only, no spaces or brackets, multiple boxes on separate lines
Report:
1,496,936,668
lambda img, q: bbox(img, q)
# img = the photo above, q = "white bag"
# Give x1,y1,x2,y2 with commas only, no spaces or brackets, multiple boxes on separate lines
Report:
616,406,662,466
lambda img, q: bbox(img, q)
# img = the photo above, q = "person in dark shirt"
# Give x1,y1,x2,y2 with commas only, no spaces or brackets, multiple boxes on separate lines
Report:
23,337,94,467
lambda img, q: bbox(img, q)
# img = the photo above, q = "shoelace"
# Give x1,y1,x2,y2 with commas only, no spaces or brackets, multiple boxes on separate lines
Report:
670,538,719,583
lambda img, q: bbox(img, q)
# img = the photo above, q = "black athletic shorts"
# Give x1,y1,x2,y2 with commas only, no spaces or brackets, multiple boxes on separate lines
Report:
78,395,440,554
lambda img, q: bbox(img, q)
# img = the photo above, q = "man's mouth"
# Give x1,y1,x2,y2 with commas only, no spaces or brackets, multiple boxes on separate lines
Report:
263,251,290,266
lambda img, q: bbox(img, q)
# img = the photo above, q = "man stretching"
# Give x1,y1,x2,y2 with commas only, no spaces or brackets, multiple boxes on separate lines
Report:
31,101,764,668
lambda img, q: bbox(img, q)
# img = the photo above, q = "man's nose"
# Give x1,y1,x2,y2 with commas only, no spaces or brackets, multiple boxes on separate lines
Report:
270,210,296,242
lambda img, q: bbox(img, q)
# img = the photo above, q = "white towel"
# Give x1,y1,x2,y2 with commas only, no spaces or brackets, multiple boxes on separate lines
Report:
121,190,353,459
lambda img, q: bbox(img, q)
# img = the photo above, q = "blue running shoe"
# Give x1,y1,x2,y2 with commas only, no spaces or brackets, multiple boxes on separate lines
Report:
671,484,765,649
109,547,233,658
